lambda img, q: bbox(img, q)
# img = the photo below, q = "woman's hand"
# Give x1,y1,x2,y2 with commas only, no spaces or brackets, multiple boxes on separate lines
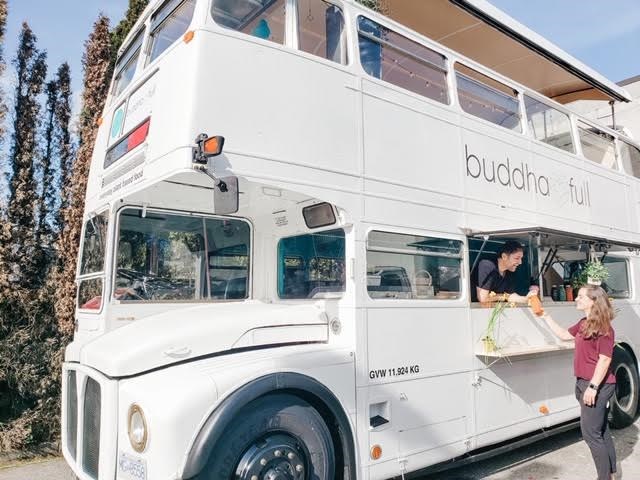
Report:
583,386,597,407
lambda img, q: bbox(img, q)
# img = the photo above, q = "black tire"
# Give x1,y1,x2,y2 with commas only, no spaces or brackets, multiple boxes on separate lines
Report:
609,345,639,429
199,393,335,480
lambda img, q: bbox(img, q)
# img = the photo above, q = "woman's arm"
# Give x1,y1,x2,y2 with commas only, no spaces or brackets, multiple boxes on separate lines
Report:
583,354,613,406
540,312,574,341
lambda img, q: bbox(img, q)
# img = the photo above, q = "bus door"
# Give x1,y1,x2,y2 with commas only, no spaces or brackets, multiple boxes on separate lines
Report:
363,228,473,476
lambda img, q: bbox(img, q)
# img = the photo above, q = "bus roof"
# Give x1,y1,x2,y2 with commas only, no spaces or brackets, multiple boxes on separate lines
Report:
379,0,631,104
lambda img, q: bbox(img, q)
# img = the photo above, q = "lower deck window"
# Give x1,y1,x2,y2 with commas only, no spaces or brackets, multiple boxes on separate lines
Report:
367,231,462,300
115,209,250,302
278,229,345,299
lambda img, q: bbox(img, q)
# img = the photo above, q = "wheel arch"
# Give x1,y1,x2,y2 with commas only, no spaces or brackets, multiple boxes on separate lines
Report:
616,341,639,371
182,372,357,480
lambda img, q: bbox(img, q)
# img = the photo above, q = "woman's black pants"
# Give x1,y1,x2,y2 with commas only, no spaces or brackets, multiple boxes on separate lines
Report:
576,378,617,480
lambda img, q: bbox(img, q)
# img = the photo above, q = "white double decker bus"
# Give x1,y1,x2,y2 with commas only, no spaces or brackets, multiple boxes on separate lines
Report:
62,1,640,479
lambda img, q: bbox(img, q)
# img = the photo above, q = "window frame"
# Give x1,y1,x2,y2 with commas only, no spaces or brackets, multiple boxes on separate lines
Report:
454,62,522,131
523,93,576,154
356,15,450,105
77,209,111,314
111,206,253,304
576,119,619,170
277,227,346,300
618,138,640,179
294,0,349,65
365,229,465,302
146,0,197,65
112,28,146,98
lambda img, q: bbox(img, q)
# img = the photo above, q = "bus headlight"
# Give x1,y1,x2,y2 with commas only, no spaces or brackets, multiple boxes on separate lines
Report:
127,404,148,452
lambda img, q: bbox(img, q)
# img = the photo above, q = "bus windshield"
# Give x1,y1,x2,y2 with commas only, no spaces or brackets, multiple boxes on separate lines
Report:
115,208,250,302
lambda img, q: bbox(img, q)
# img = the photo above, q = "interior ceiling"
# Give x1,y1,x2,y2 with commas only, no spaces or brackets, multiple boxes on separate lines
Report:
379,0,626,104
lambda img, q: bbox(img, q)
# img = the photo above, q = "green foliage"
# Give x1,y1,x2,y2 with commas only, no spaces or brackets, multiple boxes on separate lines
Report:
5,23,48,289
111,0,149,64
356,0,386,13
572,260,610,287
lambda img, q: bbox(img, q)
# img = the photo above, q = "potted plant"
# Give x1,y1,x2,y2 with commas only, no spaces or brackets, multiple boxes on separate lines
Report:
482,294,508,353
573,260,609,287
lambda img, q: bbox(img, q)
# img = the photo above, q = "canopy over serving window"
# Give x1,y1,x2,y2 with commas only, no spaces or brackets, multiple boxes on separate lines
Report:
380,0,631,104
470,227,640,252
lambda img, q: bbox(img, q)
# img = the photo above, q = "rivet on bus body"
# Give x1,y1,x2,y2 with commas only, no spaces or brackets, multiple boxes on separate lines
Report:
370,444,383,460
183,30,195,43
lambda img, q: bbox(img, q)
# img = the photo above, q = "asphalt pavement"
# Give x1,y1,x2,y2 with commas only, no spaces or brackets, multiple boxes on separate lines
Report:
0,417,638,480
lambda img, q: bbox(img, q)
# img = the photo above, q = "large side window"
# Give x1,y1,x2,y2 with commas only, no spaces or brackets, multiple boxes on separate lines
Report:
367,231,462,300
524,95,574,153
112,29,144,98
212,0,286,45
357,16,449,104
578,121,617,168
115,209,250,302
298,0,347,64
455,63,520,131
619,140,640,178
148,0,196,63
78,211,110,311
278,229,345,299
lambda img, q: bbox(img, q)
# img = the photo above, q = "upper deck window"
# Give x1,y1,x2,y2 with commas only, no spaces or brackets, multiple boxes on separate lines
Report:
619,140,640,178
524,95,574,153
357,16,449,105
212,0,286,45
148,0,196,63
455,63,520,131
298,0,347,64
578,121,617,168
113,29,144,98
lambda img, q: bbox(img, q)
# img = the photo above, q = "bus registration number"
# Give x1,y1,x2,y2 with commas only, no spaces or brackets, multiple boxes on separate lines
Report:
118,451,147,480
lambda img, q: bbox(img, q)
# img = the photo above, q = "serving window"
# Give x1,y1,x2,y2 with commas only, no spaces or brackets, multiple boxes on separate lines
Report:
469,227,637,303
366,231,462,300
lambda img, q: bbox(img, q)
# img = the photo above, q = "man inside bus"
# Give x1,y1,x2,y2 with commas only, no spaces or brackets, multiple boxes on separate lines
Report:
473,240,535,304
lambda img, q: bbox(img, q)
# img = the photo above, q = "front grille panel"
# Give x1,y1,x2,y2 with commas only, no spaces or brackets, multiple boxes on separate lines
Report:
66,371,78,460
82,377,101,478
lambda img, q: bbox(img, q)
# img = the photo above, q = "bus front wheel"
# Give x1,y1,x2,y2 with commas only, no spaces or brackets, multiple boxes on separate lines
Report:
201,393,335,480
609,346,639,429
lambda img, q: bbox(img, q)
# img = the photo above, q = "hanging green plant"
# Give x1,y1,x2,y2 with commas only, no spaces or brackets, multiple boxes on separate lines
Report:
572,260,609,287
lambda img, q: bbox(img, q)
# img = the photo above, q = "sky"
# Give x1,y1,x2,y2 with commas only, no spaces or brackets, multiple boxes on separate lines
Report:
4,0,128,114
2,0,640,114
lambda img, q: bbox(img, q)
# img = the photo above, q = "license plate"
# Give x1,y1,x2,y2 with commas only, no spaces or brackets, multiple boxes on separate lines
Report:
118,451,147,480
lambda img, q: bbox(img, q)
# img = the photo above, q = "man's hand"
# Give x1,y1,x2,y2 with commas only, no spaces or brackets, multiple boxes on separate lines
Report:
583,386,597,407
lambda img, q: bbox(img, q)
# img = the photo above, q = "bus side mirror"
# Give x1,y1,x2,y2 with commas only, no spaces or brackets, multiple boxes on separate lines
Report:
214,176,239,215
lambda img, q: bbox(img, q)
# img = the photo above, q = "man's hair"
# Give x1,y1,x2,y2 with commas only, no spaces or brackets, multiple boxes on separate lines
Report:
497,240,524,257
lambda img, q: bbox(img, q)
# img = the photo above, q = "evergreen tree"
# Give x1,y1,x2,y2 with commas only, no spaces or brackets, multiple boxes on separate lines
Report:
55,63,73,214
0,0,7,148
111,0,149,63
0,0,10,289
38,79,59,246
55,15,112,336
4,23,47,289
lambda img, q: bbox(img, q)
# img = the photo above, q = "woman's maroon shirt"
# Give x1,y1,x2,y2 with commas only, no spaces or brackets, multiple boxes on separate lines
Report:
568,318,615,384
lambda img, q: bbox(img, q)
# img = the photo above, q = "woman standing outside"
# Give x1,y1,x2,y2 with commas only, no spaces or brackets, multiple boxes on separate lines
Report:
536,285,617,480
